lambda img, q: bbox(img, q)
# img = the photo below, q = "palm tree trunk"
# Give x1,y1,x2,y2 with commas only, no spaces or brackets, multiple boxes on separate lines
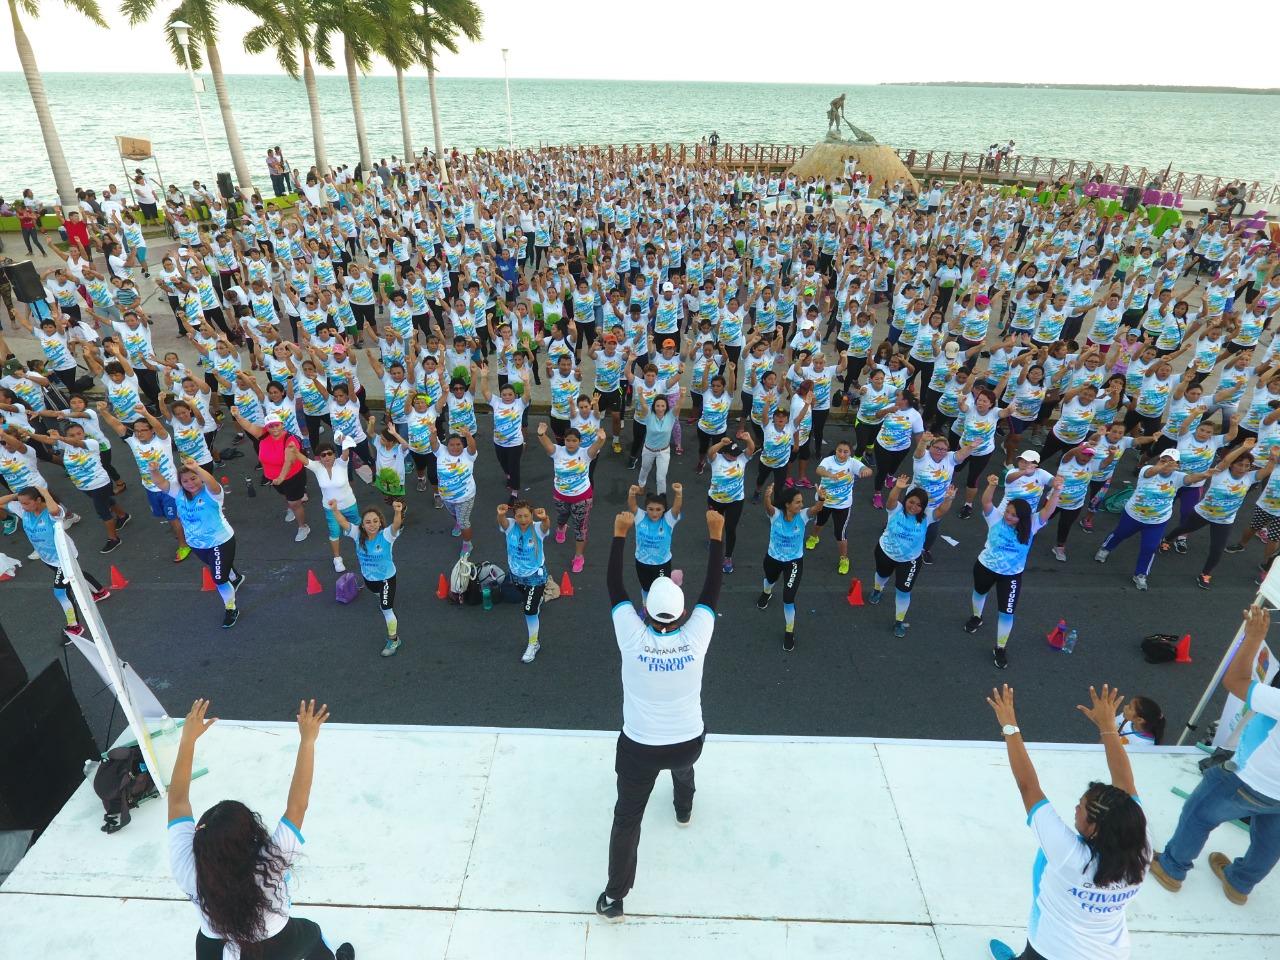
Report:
10,0,76,207
301,46,329,174
205,36,253,189
395,65,414,162
426,56,447,182
344,38,372,173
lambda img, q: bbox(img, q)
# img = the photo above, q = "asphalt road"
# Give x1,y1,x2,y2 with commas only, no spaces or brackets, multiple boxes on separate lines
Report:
1,417,1256,752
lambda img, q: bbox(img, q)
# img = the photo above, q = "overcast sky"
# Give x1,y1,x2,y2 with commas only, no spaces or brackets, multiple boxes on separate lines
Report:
3,0,1277,87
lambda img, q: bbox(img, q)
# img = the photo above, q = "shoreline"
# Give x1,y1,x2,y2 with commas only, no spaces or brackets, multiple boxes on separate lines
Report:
883,81,1280,95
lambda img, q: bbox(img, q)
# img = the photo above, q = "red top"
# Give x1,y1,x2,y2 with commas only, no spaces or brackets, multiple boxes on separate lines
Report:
259,433,303,482
63,219,91,250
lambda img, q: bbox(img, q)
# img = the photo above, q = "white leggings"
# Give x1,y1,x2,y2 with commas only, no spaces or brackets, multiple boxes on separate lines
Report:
637,446,670,494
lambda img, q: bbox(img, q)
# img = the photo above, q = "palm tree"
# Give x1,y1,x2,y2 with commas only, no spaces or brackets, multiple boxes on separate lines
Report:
121,0,255,189
365,0,417,161
411,0,483,179
313,0,377,174
10,0,105,207
240,0,329,175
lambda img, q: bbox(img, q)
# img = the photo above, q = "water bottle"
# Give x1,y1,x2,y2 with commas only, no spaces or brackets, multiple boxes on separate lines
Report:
245,475,257,498
482,586,493,610
1063,628,1079,654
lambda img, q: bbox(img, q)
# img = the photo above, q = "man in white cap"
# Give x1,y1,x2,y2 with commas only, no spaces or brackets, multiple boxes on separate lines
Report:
596,507,726,922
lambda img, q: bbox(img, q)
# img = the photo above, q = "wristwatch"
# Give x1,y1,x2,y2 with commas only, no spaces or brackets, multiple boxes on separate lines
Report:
1001,724,1021,737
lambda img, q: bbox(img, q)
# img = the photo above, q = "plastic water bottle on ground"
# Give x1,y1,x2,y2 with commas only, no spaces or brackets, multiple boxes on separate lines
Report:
482,586,493,610
1063,628,1079,654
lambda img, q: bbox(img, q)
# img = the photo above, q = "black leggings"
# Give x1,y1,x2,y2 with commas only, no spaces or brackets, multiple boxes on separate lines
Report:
854,421,879,459
1055,506,1082,546
191,537,237,584
635,559,671,592
755,460,789,493
1039,431,1080,465
874,443,911,489
1165,514,1232,575
963,451,994,490
493,443,523,491
365,574,396,610
410,450,439,486
48,562,103,592
761,554,803,602
696,427,724,460
707,497,744,559
972,559,1021,614
630,421,647,459
811,409,830,453
815,505,850,540
874,542,919,592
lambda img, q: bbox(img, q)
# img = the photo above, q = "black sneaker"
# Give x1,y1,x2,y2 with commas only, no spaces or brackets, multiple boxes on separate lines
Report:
222,607,240,628
335,945,355,960
958,504,973,520
231,571,247,591
964,615,983,633
595,892,624,923
115,512,132,531
922,549,934,565
1224,543,1245,554
1195,574,1212,590
675,809,692,827
756,591,771,609
100,538,122,554
782,629,795,652
992,645,1008,669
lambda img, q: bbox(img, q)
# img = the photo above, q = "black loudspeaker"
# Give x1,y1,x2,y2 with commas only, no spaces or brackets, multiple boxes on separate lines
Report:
0,620,27,703
0,660,97,838
217,171,235,199
1122,186,1142,212
3,260,43,303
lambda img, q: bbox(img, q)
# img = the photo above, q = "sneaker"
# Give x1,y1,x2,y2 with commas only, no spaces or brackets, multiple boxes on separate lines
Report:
893,621,909,638
1132,574,1148,591
90,587,111,602
230,571,247,591
335,944,355,960
461,541,474,557
837,556,849,574
452,525,462,538
521,640,541,663
797,477,814,489
782,629,795,652
784,476,795,489
696,459,706,475
64,623,85,637
28,549,39,559
380,636,402,658
1224,542,1245,554
722,557,734,574
675,809,692,827
1079,514,1094,533
868,588,882,604
571,555,585,574
992,645,1008,669
958,504,973,520
1093,548,1110,563
285,508,295,522
222,607,240,629
1,517,16,536
872,492,884,509
555,525,567,544
988,940,1018,960
1149,854,1183,893
1159,541,1171,554
804,534,819,550
1209,852,1248,905
100,538,122,554
595,892,624,923
756,591,772,609
964,615,984,633
116,512,132,531
174,545,191,563
294,525,311,543
1173,537,1188,555
612,439,622,454
434,493,444,509
416,475,428,492
334,556,346,572
1195,573,1212,590
674,446,684,456
65,512,81,527
1052,546,1067,562
921,549,934,565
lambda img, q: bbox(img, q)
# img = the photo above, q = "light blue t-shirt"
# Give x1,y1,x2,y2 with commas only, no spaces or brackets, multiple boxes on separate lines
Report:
503,518,548,582
878,501,932,562
634,509,679,565
168,485,234,550
643,411,676,450
7,502,60,565
978,506,1045,575
768,510,810,562
348,525,399,581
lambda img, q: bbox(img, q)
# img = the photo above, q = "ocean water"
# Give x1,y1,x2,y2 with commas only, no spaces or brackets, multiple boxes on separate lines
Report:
2,74,1278,199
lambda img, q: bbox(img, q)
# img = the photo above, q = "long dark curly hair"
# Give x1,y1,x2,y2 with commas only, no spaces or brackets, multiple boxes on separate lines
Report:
1082,782,1150,887
193,801,293,954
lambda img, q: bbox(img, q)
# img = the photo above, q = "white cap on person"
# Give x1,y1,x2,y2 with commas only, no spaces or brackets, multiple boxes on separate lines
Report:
1019,450,1041,463
645,576,685,623
1160,448,1181,462
662,281,675,293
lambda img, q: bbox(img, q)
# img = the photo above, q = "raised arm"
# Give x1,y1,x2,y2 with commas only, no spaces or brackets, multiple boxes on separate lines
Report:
167,699,217,823
1076,684,1137,798
699,509,725,611
283,699,329,831
608,510,634,608
986,684,1046,814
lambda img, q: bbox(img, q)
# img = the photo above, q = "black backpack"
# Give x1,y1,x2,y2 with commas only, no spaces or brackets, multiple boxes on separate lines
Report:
1140,633,1179,664
93,746,157,834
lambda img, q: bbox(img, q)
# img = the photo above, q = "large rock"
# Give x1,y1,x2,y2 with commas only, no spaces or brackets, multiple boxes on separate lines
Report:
788,142,919,193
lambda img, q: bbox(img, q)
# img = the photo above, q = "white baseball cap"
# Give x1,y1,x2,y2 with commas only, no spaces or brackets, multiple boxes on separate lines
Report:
1160,448,1181,462
1019,450,1041,463
645,576,685,623
662,281,675,293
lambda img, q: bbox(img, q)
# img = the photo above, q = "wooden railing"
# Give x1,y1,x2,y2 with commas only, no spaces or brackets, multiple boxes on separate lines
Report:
532,143,1278,207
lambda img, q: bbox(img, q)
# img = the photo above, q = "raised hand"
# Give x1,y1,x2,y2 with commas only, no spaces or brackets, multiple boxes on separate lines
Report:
296,699,330,744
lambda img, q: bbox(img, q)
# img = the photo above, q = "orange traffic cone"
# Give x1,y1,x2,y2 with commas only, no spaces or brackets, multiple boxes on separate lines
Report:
109,565,129,590
1175,633,1193,664
846,577,864,607
560,571,575,597
306,570,323,595
436,573,449,600
201,568,216,591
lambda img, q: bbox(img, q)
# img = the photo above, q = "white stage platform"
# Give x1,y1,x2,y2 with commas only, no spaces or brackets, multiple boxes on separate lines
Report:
0,724,1274,959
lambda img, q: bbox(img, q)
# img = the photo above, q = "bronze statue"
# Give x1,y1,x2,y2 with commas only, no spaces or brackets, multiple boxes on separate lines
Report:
826,94,877,145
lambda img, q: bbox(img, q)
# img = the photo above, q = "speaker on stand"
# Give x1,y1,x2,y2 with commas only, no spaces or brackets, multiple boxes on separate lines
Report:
1,260,44,304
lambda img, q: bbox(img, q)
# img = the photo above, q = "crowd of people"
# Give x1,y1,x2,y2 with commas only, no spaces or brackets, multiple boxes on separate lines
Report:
2,139,1278,959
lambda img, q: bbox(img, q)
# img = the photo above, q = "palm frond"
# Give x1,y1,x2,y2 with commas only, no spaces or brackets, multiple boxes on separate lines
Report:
120,0,157,26
63,0,109,28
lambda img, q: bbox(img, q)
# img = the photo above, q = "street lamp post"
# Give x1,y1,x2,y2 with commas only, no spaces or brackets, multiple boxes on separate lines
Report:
170,20,217,188
501,48,514,152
